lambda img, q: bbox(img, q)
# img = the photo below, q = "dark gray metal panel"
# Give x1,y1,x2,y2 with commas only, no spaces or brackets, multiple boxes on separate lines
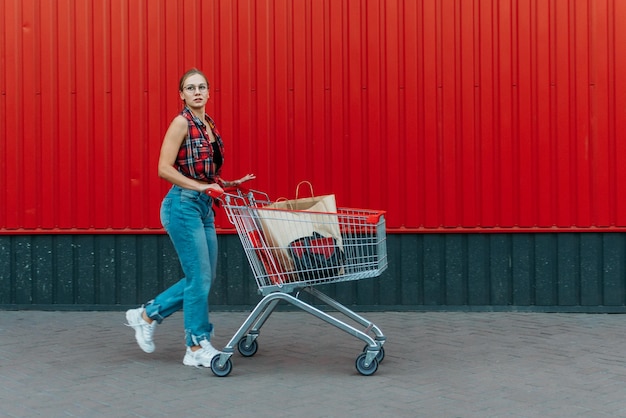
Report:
444,235,466,305
580,233,603,306
118,236,138,306
75,235,96,305
2,233,626,312
603,233,626,306
556,234,579,306
422,235,445,306
32,235,54,305
334,276,357,306
0,236,11,304
14,236,33,304
212,236,257,306
511,234,533,305
136,235,160,305
96,235,118,305
534,234,558,306
398,235,420,306
468,234,490,305
489,235,512,306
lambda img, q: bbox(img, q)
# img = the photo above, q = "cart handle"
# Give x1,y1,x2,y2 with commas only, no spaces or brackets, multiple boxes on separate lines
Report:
205,185,250,199
366,211,386,224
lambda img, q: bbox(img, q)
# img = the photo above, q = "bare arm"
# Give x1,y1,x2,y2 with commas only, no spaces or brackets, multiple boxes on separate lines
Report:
157,116,223,194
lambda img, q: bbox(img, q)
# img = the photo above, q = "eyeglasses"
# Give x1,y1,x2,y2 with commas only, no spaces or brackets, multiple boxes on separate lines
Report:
183,84,209,93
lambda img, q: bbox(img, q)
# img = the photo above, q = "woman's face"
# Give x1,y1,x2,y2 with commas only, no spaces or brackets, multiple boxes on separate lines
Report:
179,73,210,109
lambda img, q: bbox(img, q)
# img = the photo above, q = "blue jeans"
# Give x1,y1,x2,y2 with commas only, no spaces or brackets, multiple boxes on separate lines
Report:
145,185,218,347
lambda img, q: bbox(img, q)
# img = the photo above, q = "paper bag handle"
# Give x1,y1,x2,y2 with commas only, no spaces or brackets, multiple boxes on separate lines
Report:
273,181,315,210
295,181,314,200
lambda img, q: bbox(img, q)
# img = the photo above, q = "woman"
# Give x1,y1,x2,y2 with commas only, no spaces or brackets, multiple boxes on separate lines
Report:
125,68,255,368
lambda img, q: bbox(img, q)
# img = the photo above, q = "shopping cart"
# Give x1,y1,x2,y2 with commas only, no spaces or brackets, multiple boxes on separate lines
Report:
208,187,388,376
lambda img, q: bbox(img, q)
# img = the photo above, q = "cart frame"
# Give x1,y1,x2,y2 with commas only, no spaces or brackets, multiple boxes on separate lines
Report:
209,188,388,376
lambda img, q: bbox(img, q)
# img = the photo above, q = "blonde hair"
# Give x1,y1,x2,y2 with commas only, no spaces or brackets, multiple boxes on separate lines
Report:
178,68,209,92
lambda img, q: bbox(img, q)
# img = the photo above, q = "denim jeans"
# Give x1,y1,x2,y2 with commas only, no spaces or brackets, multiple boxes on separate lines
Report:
145,185,218,347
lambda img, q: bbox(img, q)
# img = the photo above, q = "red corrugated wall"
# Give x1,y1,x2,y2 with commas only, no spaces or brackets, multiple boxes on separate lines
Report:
1,0,625,233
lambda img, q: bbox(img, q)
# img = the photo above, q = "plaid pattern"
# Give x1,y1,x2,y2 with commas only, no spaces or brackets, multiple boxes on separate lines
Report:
175,107,225,184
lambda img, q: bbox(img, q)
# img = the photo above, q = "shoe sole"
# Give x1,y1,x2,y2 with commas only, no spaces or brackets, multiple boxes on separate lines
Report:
183,353,220,368
183,357,213,368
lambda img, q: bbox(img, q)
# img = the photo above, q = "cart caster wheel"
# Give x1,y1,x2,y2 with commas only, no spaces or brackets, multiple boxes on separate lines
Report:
363,345,385,363
211,356,232,377
355,353,379,376
238,337,258,357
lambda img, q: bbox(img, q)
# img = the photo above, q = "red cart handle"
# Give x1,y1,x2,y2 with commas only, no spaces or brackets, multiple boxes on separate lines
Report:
205,185,249,199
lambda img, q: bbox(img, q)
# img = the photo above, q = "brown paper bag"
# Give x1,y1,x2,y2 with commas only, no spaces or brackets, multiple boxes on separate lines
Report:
257,183,342,275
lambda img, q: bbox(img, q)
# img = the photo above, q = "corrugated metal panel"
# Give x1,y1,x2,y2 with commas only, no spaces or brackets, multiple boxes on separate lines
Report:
2,233,626,311
1,0,626,233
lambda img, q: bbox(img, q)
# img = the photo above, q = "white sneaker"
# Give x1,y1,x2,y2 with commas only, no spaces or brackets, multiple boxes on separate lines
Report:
183,340,222,368
125,307,156,353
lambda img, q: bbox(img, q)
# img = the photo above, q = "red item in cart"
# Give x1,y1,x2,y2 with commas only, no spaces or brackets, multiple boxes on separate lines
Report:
247,229,293,285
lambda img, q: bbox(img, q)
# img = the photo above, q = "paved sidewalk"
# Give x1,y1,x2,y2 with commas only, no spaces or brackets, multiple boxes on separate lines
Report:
1,309,626,417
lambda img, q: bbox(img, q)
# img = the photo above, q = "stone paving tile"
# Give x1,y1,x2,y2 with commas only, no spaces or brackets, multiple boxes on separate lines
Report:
1,310,626,417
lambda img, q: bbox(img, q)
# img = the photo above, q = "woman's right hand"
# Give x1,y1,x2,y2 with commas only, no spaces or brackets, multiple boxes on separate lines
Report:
203,183,224,197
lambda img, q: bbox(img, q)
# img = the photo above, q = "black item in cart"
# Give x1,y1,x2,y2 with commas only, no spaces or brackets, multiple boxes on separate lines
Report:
288,231,345,281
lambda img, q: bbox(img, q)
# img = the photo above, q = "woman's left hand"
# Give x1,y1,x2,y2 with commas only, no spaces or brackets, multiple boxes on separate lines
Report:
235,173,256,185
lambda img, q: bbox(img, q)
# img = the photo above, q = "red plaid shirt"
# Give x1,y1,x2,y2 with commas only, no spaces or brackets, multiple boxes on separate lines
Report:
175,107,225,184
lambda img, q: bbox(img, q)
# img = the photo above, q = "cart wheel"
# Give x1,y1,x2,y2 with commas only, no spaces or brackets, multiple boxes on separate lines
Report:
363,345,385,363
238,337,258,357
355,353,379,376
211,356,232,377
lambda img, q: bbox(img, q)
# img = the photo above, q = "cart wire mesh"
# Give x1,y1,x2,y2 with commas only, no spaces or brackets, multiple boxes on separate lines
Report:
221,190,388,296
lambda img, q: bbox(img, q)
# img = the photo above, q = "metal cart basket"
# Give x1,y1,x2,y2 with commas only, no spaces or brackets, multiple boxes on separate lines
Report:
209,188,388,376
